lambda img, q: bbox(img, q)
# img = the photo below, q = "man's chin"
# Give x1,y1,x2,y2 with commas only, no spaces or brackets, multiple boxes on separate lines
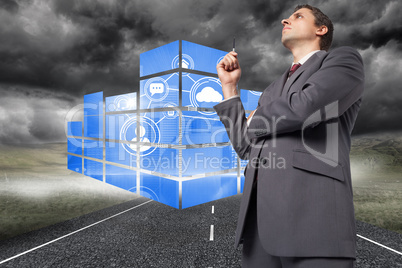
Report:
281,38,292,49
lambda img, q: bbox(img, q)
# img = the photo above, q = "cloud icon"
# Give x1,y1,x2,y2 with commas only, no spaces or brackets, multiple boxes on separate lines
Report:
196,87,223,102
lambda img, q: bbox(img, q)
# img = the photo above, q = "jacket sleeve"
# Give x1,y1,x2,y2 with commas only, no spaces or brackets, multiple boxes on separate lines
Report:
213,97,252,160
247,46,365,140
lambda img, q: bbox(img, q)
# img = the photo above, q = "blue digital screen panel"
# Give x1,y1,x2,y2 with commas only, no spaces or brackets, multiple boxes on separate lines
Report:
84,115,103,138
105,164,136,192
140,40,179,77
182,172,237,209
182,146,235,176
140,112,179,145
67,138,82,155
140,173,179,209
84,140,103,160
105,92,137,113
84,91,103,116
181,111,228,145
140,73,179,109
182,40,227,75
84,159,103,181
68,155,82,173
106,114,136,141
240,173,245,193
182,73,222,111
105,142,136,168
241,89,261,111
232,146,249,169
68,121,82,137
240,159,248,168
140,147,179,176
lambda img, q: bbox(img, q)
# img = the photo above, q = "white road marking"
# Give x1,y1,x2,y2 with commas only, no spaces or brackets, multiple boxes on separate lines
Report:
212,205,214,214
210,225,214,241
357,234,402,256
0,200,153,265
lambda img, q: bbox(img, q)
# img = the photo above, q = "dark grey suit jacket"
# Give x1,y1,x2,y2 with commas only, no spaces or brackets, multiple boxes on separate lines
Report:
213,46,364,258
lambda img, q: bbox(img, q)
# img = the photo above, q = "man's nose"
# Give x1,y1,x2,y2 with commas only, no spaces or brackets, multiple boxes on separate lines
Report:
281,19,290,26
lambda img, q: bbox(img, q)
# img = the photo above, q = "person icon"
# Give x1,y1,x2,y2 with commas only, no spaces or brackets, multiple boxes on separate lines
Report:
129,125,151,152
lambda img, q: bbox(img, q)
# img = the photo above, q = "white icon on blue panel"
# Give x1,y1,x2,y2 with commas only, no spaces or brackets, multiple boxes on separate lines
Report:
163,102,179,119
172,54,194,70
144,77,169,102
196,86,222,102
115,95,135,111
190,77,222,116
120,116,160,156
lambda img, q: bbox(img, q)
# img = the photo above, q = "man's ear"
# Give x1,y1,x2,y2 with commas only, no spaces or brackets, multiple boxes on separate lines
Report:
316,25,328,37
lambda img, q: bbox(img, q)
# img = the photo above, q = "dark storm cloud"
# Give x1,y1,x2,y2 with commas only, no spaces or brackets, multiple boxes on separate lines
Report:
0,86,82,144
353,41,402,134
329,0,402,49
0,0,401,143
0,0,19,13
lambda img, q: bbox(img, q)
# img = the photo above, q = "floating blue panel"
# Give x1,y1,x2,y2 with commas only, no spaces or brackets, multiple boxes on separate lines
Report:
240,173,245,193
182,111,228,145
106,114,136,141
241,89,261,111
231,146,248,169
182,74,222,112
140,40,179,77
240,159,248,168
67,121,82,137
67,138,82,155
84,159,103,182
84,140,103,160
140,112,179,145
105,142,137,168
105,92,137,112
182,172,237,209
68,155,82,173
84,115,103,138
182,40,227,75
105,164,136,192
140,147,179,176
140,73,179,109
140,173,179,209
182,146,235,176
84,91,103,116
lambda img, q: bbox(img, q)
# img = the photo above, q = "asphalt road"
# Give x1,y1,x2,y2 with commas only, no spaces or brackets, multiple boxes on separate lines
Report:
0,195,401,267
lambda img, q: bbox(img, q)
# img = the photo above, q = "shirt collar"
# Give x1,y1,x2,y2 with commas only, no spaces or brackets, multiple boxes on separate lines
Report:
292,50,321,66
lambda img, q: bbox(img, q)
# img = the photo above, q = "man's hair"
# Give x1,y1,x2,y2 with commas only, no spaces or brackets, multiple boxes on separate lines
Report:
294,4,334,51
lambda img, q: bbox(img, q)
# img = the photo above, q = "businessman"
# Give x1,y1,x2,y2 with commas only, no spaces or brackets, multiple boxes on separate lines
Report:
214,4,364,268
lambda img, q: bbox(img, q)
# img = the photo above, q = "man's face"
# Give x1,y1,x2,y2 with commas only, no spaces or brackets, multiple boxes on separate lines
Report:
281,8,319,49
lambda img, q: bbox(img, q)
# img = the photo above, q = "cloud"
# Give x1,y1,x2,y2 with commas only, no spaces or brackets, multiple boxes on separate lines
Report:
196,86,222,102
0,86,82,144
0,0,19,13
0,0,401,142
353,41,402,134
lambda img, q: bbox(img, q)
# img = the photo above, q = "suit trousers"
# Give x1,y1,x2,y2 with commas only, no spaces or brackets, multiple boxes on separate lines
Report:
241,178,355,268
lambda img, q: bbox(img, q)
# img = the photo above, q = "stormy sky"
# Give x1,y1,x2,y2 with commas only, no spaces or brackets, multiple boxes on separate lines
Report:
0,0,401,144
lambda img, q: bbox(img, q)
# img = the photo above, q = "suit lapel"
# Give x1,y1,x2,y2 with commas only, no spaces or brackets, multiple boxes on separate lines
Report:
270,69,289,99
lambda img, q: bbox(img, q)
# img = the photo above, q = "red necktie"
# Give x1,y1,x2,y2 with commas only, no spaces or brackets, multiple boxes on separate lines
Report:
288,63,301,77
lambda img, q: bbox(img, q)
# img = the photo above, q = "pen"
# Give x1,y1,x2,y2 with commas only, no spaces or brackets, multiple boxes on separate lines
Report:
232,36,236,52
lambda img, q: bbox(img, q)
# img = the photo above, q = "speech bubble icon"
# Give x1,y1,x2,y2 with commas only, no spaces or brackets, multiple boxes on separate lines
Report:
150,83,164,96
